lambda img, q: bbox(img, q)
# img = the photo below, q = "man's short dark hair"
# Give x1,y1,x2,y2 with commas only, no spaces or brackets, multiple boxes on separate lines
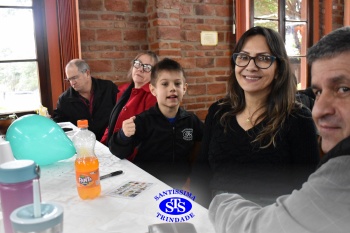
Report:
307,26,350,64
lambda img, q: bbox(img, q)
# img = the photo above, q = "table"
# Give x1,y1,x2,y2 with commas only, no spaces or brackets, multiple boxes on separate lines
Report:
0,123,215,233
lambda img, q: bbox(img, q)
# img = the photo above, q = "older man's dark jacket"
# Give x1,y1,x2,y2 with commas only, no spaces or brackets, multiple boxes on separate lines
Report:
53,77,118,141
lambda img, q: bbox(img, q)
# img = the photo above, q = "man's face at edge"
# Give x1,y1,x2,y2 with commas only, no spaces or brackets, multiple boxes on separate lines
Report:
311,52,350,153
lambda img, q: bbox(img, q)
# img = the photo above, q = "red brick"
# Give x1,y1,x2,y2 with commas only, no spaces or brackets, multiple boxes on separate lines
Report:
114,59,131,72
124,30,148,41
88,45,115,51
197,25,214,30
153,19,180,26
216,57,230,67
80,29,95,42
184,31,200,42
179,57,196,69
180,5,192,15
195,77,215,83
80,13,99,20
207,83,227,94
132,0,147,13
158,50,181,57
204,0,225,4
196,58,215,68
216,75,229,82
89,60,113,72
215,5,230,17
105,0,130,12
186,71,206,77
114,21,127,28
155,0,180,9
194,5,215,16
100,14,125,21
208,70,227,76
157,27,181,40
129,15,149,22
79,0,103,11
187,84,206,95
82,52,101,59
100,52,125,59
170,42,181,49
81,20,115,28
96,29,123,41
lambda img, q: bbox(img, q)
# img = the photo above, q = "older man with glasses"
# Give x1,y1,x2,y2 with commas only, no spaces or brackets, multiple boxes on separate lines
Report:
52,59,118,141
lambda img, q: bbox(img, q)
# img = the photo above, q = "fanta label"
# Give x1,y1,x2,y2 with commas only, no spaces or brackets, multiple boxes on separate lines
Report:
76,169,100,187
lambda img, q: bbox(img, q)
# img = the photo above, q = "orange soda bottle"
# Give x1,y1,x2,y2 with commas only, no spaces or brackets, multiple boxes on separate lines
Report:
72,119,101,199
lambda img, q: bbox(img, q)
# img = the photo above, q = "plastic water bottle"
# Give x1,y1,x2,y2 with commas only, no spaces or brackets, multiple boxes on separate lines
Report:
0,160,40,233
72,120,101,199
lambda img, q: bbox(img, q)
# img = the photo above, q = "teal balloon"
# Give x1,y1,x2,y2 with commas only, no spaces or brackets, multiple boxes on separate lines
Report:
6,114,76,166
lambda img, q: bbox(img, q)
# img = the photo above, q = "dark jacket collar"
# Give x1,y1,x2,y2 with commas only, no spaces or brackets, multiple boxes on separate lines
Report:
149,103,191,120
317,136,350,168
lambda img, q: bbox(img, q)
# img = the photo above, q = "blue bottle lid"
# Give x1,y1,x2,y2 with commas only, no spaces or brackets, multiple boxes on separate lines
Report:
10,202,64,232
0,160,39,184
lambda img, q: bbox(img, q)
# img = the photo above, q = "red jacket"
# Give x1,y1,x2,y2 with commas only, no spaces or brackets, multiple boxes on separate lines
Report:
100,82,157,144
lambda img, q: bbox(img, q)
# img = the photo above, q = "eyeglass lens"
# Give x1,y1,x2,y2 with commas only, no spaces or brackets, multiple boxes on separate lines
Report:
233,53,275,69
65,76,79,82
65,69,87,82
133,60,152,72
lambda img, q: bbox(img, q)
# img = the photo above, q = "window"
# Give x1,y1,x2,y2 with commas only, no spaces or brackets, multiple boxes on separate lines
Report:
252,0,309,89
0,0,41,114
1,0,80,116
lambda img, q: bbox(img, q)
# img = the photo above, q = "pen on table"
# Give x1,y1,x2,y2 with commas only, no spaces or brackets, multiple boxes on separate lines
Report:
100,170,123,180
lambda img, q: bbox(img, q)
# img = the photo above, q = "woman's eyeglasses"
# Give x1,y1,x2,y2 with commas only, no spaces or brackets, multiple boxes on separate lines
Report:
133,60,152,73
232,53,276,69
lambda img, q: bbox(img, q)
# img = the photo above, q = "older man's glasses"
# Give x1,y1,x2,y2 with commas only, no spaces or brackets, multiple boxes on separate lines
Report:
232,53,276,69
64,76,80,82
64,69,87,82
133,60,152,73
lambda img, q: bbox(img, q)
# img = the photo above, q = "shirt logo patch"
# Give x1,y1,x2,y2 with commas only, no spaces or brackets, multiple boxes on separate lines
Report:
182,128,193,141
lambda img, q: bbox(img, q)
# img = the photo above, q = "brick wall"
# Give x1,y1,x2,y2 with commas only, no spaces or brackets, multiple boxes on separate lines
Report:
78,0,345,121
79,0,233,120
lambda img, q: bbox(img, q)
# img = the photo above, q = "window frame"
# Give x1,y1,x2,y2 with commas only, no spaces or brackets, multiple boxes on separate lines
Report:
0,0,49,115
0,0,79,115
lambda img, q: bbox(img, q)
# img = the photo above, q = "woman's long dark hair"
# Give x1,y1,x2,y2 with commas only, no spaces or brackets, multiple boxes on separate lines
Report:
219,26,298,148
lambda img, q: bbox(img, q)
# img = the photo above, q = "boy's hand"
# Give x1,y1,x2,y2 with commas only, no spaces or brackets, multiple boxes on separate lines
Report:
122,116,136,137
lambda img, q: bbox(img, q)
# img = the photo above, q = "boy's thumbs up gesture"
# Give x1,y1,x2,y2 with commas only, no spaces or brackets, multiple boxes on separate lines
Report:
122,116,136,137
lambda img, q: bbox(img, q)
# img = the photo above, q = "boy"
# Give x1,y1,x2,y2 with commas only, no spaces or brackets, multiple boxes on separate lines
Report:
109,58,204,189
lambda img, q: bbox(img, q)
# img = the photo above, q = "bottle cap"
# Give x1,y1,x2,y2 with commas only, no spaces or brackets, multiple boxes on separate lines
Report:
0,160,39,184
10,202,64,232
77,120,88,128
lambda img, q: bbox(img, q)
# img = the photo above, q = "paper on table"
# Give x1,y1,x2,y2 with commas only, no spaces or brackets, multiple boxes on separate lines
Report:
106,181,153,199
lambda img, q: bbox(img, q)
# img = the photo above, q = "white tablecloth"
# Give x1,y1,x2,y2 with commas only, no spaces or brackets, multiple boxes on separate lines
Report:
0,123,215,233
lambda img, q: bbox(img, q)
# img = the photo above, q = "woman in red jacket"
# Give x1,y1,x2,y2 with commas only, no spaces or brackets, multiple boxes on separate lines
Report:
100,51,159,151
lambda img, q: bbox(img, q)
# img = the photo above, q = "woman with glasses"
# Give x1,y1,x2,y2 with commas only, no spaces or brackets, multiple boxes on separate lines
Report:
192,26,320,208
100,51,159,155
